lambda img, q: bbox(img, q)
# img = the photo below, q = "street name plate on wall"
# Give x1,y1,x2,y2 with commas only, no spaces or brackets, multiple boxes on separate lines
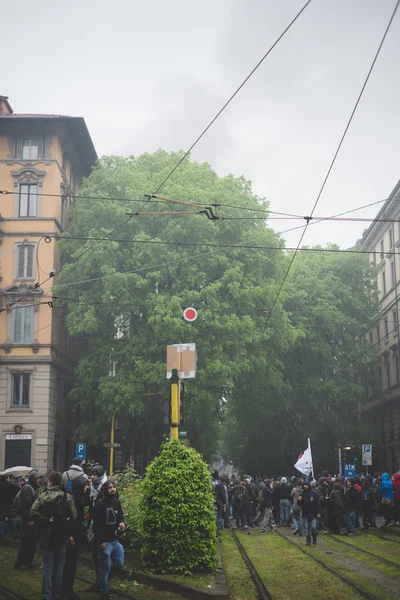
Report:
6,434,32,440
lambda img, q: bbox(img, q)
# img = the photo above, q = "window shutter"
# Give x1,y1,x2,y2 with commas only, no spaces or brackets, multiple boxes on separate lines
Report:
17,246,25,278
24,307,33,343
13,310,22,343
26,246,34,278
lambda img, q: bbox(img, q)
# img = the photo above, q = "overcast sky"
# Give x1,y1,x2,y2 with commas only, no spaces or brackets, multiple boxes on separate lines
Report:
3,1,400,248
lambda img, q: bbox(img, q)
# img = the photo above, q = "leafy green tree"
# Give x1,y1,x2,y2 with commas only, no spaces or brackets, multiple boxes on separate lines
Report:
137,439,216,574
56,151,293,464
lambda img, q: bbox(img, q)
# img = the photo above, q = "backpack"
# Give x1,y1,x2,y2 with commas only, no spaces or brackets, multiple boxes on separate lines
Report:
234,485,246,507
13,489,24,516
50,492,73,544
65,473,73,494
212,480,225,508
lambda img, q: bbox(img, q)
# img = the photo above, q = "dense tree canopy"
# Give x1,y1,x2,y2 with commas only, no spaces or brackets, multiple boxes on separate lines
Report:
56,151,379,473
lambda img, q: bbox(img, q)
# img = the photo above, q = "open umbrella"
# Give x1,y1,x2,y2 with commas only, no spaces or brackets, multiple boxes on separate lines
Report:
0,466,34,477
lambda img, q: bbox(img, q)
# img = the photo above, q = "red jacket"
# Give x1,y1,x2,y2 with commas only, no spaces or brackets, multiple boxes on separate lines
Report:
394,473,400,501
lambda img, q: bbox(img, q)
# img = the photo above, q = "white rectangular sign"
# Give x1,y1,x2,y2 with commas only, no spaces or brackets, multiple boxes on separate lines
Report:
362,444,372,466
6,434,32,440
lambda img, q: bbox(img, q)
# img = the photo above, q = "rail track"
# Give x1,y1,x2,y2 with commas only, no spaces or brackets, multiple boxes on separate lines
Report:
359,528,400,545
275,529,379,600
230,528,273,600
325,532,400,569
0,582,27,599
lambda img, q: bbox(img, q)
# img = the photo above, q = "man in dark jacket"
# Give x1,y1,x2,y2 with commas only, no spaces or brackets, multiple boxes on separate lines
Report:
0,474,19,540
14,470,40,569
261,480,275,533
60,474,89,600
344,479,360,536
93,480,125,600
245,478,256,528
277,477,292,526
211,470,226,530
86,465,108,592
232,480,247,529
30,470,77,600
298,481,320,546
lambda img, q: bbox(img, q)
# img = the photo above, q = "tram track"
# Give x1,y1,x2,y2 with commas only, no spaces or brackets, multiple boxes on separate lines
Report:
275,529,379,600
0,582,27,600
230,528,273,600
325,532,400,569
359,528,400,545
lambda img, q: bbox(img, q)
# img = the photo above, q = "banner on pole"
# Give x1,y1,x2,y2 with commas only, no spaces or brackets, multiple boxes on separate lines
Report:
294,446,313,476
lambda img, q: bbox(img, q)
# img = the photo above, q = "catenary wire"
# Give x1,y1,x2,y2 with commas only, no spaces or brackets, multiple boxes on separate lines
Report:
258,0,400,332
132,0,312,216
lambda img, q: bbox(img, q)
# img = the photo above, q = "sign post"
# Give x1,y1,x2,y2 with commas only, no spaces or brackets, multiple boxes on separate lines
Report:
344,463,356,478
167,344,197,440
362,444,372,475
75,443,86,462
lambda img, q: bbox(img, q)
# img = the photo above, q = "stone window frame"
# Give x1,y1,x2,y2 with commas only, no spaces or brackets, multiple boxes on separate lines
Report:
11,304,35,345
4,285,42,350
11,167,46,218
5,366,37,413
14,240,37,282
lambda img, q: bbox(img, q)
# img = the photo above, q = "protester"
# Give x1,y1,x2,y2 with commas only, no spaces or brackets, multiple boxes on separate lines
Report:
60,473,89,600
253,478,267,526
361,479,375,529
0,473,19,540
93,480,125,600
62,458,88,491
316,478,329,533
276,477,292,526
379,472,394,527
291,479,303,536
30,470,77,600
211,470,226,531
14,470,40,569
261,480,275,533
393,473,400,525
245,477,256,528
297,480,320,546
344,479,360,536
86,465,108,592
232,479,247,528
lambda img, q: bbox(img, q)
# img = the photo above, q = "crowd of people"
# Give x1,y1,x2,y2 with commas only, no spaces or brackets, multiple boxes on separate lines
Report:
0,458,125,600
212,470,400,547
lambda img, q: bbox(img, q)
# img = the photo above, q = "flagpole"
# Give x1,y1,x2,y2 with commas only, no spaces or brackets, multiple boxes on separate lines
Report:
308,438,314,480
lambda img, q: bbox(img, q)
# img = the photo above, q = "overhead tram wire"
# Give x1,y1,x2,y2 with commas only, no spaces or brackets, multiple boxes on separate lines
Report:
259,0,400,331
132,0,313,217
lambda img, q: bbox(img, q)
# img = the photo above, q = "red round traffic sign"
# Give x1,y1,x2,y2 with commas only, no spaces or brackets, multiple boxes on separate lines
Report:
183,307,198,322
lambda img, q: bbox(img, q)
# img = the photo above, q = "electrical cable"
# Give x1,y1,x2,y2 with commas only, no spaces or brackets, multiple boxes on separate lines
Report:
132,0,313,216
258,0,400,332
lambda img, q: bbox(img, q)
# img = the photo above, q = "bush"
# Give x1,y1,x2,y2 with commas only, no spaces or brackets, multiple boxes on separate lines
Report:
138,439,217,574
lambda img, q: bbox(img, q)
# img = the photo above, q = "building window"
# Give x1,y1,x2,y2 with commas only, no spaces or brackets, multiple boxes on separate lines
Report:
22,138,39,160
17,245,34,279
391,262,396,287
61,197,68,230
393,310,398,335
385,318,389,340
382,271,387,295
380,239,384,257
385,359,391,388
396,355,400,383
377,325,380,344
369,331,373,343
19,184,37,217
11,373,30,407
389,227,394,250
12,305,34,343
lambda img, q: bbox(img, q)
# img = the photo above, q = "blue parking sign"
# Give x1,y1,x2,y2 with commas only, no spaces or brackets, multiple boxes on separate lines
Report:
344,463,356,478
75,443,86,462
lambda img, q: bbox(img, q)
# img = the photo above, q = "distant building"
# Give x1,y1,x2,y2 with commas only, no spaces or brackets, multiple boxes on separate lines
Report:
0,95,97,472
360,179,400,473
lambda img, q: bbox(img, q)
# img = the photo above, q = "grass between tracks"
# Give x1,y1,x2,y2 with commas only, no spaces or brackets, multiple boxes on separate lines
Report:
231,530,364,600
219,531,258,600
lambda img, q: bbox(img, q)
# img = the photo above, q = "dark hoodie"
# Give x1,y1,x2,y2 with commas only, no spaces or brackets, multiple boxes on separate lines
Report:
344,483,360,510
20,471,40,524
93,481,124,545
394,473,400,501
298,483,320,519
262,481,273,508
0,476,19,514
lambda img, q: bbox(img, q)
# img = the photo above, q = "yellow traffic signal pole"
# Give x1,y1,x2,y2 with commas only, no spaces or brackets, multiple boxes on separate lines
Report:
109,413,115,474
170,368,180,439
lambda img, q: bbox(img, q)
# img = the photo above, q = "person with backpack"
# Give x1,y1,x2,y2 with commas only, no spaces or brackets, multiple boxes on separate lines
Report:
379,472,394,527
62,458,88,493
291,479,303,536
93,480,125,600
0,473,19,540
232,479,247,528
245,478,256,528
60,474,89,600
14,470,41,570
85,465,108,593
211,470,226,530
30,470,77,600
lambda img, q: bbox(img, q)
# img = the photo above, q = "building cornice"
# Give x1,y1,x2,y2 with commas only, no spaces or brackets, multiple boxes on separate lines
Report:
360,180,400,250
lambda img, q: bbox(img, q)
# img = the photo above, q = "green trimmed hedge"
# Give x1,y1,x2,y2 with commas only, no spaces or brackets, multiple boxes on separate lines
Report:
138,439,217,574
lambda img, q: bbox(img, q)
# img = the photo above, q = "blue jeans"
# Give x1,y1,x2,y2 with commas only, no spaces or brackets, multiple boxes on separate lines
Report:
247,501,254,527
292,509,303,535
42,545,66,600
346,509,356,534
279,499,291,525
303,517,317,543
0,512,17,539
99,540,124,594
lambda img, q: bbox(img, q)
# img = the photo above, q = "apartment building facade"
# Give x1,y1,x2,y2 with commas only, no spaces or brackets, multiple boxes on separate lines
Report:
0,95,97,472
361,179,400,473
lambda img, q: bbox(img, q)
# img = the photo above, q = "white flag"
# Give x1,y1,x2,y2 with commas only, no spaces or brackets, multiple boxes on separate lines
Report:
294,447,313,476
